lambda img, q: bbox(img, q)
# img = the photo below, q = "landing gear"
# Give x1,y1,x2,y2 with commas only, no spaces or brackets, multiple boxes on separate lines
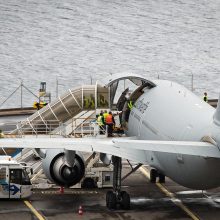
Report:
120,191,130,210
150,168,158,183
106,156,131,210
150,168,165,183
158,173,165,183
106,191,117,209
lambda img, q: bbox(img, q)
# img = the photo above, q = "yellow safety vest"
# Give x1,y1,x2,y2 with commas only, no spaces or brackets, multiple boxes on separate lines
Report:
128,101,133,110
33,101,38,109
103,113,109,122
97,115,104,126
203,96,208,102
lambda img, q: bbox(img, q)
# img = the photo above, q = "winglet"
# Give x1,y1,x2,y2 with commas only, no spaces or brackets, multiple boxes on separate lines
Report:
213,94,220,126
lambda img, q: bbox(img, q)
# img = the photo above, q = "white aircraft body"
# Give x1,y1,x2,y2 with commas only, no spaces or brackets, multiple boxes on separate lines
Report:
127,80,219,189
1,76,220,209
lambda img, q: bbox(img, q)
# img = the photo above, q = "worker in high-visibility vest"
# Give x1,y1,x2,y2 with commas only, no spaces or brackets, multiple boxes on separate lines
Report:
203,92,208,102
103,110,109,123
97,112,105,134
125,99,133,122
33,101,40,110
127,100,133,110
105,111,115,137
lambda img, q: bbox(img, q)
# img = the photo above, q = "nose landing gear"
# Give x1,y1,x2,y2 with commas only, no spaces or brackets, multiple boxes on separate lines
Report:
106,156,131,210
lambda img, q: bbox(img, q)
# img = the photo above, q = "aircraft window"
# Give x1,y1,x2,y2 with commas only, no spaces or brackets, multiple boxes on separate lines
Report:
10,169,22,185
22,169,31,185
0,167,6,184
104,175,111,182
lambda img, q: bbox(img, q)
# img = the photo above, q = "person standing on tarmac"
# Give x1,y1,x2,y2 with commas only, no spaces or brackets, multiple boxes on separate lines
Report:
203,92,208,102
105,111,115,137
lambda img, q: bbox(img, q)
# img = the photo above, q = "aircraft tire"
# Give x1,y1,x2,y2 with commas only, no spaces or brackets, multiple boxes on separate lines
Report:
120,191,130,210
150,169,157,183
107,191,117,209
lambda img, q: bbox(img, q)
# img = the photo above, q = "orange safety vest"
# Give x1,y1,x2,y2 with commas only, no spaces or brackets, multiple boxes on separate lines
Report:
105,114,113,124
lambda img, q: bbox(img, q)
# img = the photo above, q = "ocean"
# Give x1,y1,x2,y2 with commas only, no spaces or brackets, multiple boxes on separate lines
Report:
0,0,220,108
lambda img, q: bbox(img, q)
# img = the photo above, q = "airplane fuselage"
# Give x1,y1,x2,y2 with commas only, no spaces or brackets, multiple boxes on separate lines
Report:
127,80,220,189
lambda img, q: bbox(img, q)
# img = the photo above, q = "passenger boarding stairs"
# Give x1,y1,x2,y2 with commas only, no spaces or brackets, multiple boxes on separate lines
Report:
51,110,96,137
10,84,109,137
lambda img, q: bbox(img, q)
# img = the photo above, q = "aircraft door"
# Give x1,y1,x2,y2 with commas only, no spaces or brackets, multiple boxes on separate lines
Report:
9,169,21,198
0,167,9,198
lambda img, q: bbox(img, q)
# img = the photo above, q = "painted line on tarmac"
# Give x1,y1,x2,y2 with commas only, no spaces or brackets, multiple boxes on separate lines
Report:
24,200,45,220
139,166,200,220
35,190,99,195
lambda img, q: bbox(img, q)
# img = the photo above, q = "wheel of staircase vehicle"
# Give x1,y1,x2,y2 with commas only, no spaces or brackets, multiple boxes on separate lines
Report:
81,178,96,188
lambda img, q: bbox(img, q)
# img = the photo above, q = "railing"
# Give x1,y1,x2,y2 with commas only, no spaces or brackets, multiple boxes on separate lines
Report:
73,121,107,138
2,120,64,137
1,119,107,138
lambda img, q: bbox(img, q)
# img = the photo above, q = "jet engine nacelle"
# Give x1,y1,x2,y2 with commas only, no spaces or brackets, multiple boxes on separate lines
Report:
42,149,85,187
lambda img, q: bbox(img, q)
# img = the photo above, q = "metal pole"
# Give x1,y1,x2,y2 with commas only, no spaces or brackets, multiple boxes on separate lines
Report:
56,77,58,98
21,81,23,108
191,74,194,92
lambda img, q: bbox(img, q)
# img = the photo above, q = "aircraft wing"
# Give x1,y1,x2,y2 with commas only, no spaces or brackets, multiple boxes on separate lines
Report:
0,137,220,163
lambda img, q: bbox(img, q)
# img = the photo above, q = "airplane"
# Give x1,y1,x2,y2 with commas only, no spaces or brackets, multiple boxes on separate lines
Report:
1,74,220,210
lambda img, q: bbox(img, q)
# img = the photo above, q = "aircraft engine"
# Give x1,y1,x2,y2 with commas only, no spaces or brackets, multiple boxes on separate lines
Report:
42,149,85,187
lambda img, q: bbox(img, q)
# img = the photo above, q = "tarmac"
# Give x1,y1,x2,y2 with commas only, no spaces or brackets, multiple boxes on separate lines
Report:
1,165,220,220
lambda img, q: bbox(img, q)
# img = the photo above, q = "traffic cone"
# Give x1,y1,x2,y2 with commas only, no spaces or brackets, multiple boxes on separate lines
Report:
59,186,64,194
78,205,83,215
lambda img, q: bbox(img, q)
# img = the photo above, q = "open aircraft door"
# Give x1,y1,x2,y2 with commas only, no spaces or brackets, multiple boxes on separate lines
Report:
101,72,156,109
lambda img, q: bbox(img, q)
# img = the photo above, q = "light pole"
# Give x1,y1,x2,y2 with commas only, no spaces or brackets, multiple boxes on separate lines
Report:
191,74,194,92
